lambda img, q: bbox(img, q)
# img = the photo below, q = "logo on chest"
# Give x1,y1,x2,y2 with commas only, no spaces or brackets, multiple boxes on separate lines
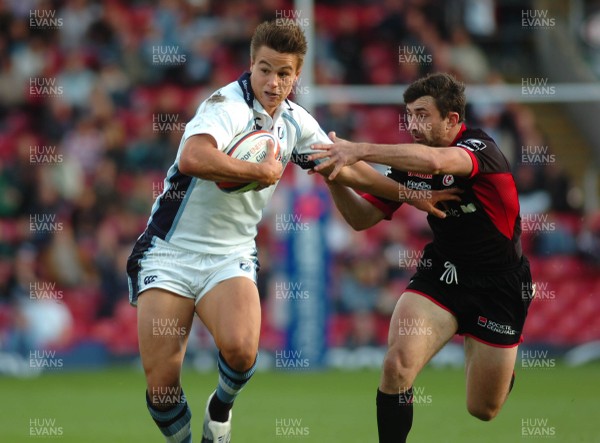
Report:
406,172,432,190
406,180,431,190
442,175,454,186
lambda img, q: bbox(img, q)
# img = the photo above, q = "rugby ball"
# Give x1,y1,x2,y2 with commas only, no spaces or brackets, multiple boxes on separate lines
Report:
216,130,280,194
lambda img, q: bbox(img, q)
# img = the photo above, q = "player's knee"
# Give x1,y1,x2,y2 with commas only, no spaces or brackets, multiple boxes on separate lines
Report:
220,341,258,372
382,350,416,387
144,361,181,390
467,401,501,421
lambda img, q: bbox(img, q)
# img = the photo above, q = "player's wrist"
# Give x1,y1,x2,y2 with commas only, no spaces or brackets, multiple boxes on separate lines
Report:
323,175,339,187
255,166,274,185
356,142,371,161
256,161,281,185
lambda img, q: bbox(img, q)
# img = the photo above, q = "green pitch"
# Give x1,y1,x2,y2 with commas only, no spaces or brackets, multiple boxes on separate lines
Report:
1,363,598,442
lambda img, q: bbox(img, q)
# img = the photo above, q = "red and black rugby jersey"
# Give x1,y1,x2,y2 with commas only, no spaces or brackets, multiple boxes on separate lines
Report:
360,125,522,270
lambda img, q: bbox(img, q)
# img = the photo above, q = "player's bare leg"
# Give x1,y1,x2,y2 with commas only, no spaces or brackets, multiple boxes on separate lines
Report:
195,277,262,441
138,288,195,442
464,337,518,421
378,292,458,443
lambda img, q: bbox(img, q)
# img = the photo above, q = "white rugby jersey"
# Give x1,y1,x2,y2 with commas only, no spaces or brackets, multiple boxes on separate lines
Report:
145,72,331,254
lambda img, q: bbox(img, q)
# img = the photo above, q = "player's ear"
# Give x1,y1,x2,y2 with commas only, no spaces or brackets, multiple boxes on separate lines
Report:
294,55,303,78
447,112,460,127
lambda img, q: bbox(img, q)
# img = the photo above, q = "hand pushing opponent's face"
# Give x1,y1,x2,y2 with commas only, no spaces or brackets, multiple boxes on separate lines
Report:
405,96,459,147
250,46,301,117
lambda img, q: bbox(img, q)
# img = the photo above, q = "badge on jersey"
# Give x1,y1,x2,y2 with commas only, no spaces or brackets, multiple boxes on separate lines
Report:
143,275,157,285
456,139,487,152
442,175,454,186
239,260,253,272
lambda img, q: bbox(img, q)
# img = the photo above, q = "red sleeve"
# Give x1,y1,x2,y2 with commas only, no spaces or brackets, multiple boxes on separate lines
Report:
458,147,479,179
356,191,401,220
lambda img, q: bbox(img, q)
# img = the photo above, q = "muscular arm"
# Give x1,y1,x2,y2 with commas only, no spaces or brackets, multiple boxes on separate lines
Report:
357,142,473,176
178,134,282,186
318,161,457,219
310,136,474,179
331,161,401,201
325,180,385,231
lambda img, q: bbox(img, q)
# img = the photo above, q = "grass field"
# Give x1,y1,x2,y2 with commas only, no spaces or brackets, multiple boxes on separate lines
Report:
1,363,598,442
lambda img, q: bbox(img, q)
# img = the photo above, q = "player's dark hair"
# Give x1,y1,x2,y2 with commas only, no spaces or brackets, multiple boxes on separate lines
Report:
251,19,307,68
403,73,466,122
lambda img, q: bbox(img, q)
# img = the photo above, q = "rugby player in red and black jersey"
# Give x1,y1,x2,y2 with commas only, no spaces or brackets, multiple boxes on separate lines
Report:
309,73,534,443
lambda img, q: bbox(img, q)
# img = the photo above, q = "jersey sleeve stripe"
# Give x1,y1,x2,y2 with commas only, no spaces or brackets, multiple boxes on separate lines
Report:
357,191,400,220
458,147,479,179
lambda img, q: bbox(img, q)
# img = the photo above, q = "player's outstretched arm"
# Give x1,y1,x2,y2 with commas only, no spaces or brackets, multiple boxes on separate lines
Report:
325,179,386,231
316,161,460,219
325,160,400,202
310,133,473,180
179,134,282,187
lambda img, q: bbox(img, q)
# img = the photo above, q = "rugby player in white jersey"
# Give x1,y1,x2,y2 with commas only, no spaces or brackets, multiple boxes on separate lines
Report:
127,20,457,443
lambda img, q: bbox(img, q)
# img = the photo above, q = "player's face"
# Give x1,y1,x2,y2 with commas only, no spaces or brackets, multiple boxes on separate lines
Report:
250,46,301,116
405,96,458,147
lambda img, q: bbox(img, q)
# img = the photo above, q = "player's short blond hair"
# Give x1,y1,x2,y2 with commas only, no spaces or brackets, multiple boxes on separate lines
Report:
251,19,307,69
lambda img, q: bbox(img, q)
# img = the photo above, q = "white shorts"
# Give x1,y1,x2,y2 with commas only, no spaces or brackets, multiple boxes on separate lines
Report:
127,231,260,306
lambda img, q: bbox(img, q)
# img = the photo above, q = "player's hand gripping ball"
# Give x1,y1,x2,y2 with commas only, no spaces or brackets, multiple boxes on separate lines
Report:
216,130,281,193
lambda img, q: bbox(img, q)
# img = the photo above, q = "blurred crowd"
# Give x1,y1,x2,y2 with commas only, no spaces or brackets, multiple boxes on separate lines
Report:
0,0,596,359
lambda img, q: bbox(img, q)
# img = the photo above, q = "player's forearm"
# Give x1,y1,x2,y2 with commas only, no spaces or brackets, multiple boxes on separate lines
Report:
333,162,401,202
179,139,266,182
357,142,441,174
181,153,264,182
325,181,382,230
